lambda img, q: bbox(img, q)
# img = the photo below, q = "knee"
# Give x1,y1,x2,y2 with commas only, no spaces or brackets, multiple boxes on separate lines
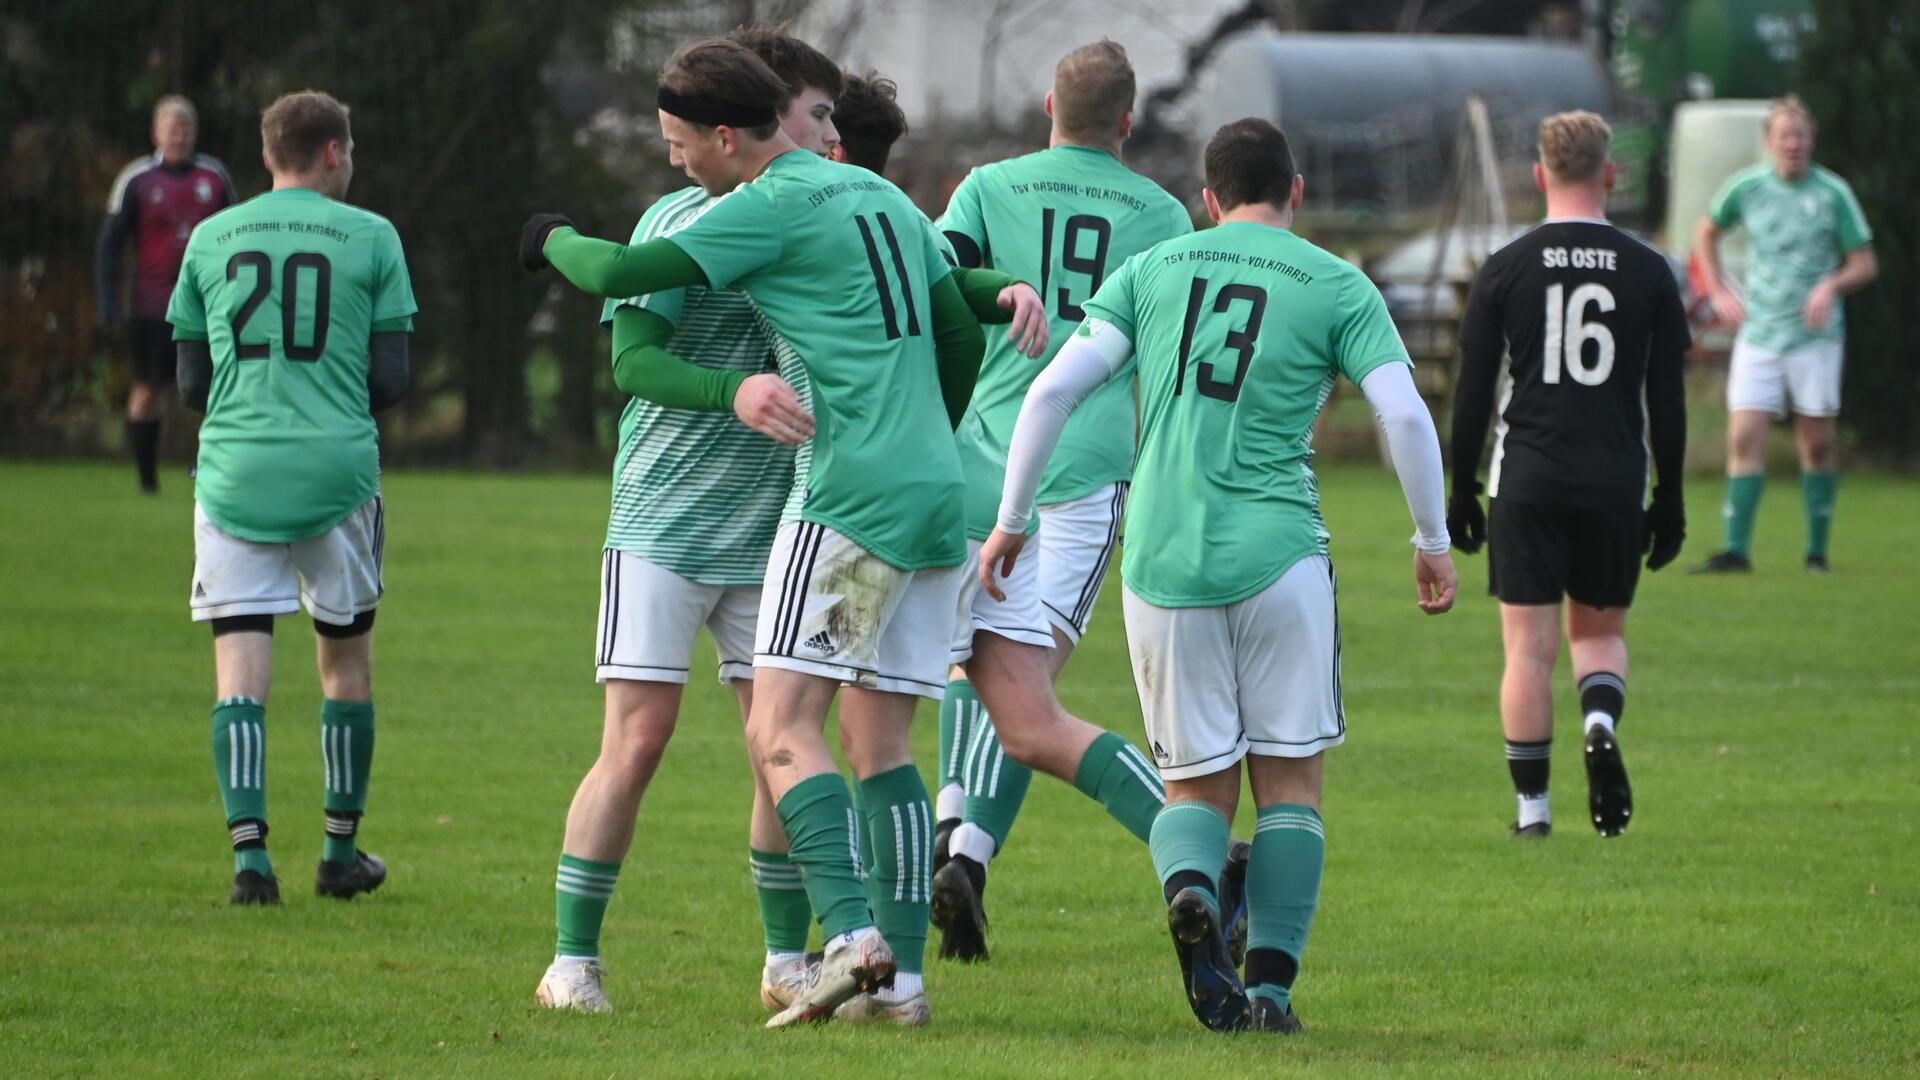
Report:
990,706,1052,764
1504,637,1560,673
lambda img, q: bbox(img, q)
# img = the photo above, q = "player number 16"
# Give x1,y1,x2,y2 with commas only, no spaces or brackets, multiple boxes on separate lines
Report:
1542,282,1615,386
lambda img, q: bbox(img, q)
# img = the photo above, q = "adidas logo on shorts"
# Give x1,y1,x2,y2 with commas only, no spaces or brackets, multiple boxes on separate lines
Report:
194,581,207,599
801,630,834,655
1151,741,1169,763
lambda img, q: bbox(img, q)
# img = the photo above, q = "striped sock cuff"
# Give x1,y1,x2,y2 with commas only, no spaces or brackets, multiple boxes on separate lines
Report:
749,850,805,891
1254,803,1325,840
229,819,267,849
1505,739,1554,760
324,812,360,838
557,855,621,900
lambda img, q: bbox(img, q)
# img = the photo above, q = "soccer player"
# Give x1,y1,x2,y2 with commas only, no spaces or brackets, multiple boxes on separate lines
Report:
166,91,414,905
981,118,1456,1033
522,39,1041,1028
1690,96,1876,574
1447,111,1689,839
928,39,1196,964
533,27,845,1017
826,71,904,174
98,95,236,493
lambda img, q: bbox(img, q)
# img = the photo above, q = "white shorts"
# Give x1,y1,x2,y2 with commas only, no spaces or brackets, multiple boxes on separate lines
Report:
1122,554,1345,781
1036,482,1128,644
190,498,383,626
755,522,968,701
595,549,757,684
949,538,1056,665
1727,338,1843,418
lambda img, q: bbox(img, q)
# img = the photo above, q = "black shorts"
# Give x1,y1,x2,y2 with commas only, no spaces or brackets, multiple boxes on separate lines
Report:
1487,498,1643,609
130,318,175,386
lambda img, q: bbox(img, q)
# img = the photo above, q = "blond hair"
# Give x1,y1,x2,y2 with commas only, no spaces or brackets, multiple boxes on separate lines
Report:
1052,40,1134,142
1765,94,1816,135
1538,110,1612,184
154,94,197,129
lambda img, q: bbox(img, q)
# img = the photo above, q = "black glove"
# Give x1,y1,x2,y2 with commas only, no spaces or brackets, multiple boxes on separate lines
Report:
520,213,574,272
1448,483,1486,554
1644,492,1686,571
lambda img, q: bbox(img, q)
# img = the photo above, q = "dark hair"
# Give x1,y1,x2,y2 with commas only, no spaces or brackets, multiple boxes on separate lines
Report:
729,24,845,101
660,38,789,140
1203,118,1296,211
833,72,907,173
1052,40,1134,142
261,90,350,172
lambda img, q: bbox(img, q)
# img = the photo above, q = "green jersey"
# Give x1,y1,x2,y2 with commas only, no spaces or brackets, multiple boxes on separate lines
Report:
1709,164,1872,351
600,187,794,585
1085,221,1409,607
939,145,1191,536
663,150,965,570
167,188,416,543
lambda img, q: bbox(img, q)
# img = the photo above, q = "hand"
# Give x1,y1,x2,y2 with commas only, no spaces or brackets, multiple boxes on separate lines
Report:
998,284,1050,359
1644,495,1686,572
977,527,1029,602
732,373,814,445
1802,280,1837,331
519,213,575,272
1415,549,1457,614
1447,486,1486,554
1708,285,1746,328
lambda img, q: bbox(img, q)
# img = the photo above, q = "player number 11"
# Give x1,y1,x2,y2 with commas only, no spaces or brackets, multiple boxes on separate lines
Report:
1542,282,1615,386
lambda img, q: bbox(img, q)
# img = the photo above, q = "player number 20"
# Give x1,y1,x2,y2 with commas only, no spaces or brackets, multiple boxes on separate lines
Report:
225,250,333,363
1542,282,1615,386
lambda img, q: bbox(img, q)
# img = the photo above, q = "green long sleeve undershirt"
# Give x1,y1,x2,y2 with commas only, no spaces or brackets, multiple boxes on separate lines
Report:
951,266,1021,325
561,227,984,425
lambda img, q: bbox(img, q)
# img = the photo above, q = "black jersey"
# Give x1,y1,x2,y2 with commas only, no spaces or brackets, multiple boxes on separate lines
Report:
1451,219,1689,509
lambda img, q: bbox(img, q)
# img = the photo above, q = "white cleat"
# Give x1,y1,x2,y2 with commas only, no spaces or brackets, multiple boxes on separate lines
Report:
535,957,612,1014
760,952,820,1011
834,989,931,1027
765,927,896,1029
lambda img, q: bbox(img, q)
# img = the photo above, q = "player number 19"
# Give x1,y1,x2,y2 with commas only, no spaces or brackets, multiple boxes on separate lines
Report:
1542,282,1615,386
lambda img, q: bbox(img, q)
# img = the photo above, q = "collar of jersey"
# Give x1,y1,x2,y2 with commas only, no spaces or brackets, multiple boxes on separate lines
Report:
1053,143,1118,161
260,187,327,201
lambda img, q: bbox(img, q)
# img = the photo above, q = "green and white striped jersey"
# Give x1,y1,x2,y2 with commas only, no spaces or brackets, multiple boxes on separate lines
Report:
599,187,794,585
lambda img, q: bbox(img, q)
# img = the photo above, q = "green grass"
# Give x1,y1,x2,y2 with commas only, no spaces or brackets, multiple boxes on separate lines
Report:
2,461,1915,1078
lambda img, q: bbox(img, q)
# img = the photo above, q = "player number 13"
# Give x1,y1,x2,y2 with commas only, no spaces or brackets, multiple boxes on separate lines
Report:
1542,282,1615,386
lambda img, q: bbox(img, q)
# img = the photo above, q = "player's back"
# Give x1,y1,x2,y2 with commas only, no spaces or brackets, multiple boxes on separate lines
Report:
1090,221,1406,606
672,150,964,569
170,188,416,542
941,145,1190,519
1462,220,1685,507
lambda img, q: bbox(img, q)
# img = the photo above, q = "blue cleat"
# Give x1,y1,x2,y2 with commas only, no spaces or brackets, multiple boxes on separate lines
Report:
1218,839,1251,969
1166,886,1252,1032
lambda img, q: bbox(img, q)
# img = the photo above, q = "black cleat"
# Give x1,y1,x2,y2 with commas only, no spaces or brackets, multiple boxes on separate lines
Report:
230,869,281,905
315,850,387,899
1805,554,1830,574
1218,839,1252,970
931,816,960,878
1510,821,1552,839
1583,727,1633,838
931,856,989,962
1166,886,1251,1033
1250,996,1305,1035
1688,551,1752,574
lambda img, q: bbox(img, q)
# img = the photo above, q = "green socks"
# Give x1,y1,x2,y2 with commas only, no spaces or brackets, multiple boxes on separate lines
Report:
775,772,873,939
1802,470,1838,559
1072,732,1166,844
213,697,272,877
937,679,980,820
859,764,932,974
1245,803,1326,1010
1724,473,1765,558
554,854,621,958
750,848,813,953
320,699,375,865
960,712,1034,853
1149,800,1230,906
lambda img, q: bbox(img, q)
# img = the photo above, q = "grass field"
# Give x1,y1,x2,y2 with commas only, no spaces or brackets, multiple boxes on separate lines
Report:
3,460,1915,1078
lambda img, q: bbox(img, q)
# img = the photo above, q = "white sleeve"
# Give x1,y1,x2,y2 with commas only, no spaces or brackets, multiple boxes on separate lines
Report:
1359,362,1451,554
995,318,1135,533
